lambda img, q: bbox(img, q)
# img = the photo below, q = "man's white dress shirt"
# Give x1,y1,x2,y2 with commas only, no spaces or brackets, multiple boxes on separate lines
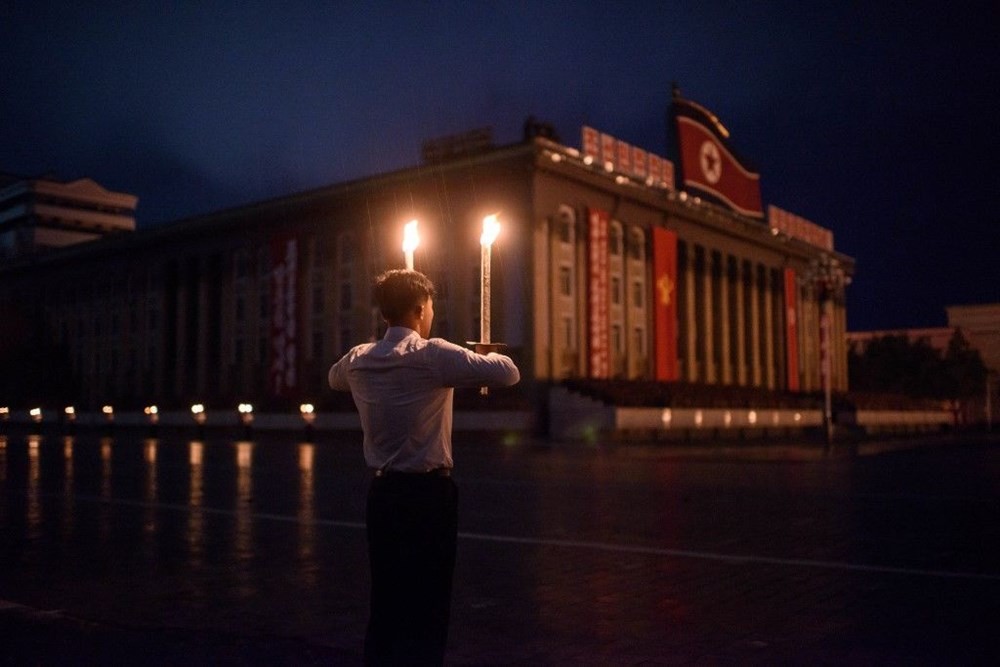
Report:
328,326,520,472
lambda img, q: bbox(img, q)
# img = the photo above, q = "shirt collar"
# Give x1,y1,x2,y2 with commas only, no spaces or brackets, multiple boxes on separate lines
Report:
384,326,419,342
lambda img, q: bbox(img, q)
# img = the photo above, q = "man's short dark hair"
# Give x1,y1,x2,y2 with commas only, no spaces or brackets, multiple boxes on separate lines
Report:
373,270,436,323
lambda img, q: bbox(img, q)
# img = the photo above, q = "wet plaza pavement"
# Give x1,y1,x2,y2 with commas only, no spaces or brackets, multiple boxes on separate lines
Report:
1,426,999,665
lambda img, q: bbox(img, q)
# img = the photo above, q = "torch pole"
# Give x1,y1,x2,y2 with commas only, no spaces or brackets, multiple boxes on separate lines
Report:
475,214,501,396
480,241,491,395
481,243,491,345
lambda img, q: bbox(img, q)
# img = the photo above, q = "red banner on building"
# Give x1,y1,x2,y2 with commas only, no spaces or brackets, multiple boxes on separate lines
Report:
632,146,647,179
582,126,600,162
652,227,679,381
600,133,616,168
580,125,675,191
270,235,299,396
616,140,632,175
784,268,800,391
768,205,834,251
672,93,763,218
587,209,611,378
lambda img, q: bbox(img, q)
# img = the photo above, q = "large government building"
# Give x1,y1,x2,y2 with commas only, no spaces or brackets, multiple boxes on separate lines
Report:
1,94,854,428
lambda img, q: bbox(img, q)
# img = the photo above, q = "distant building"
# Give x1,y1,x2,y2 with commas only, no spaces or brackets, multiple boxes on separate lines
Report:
848,306,999,374
0,111,854,422
946,304,1000,375
846,327,956,353
847,304,999,426
0,173,137,261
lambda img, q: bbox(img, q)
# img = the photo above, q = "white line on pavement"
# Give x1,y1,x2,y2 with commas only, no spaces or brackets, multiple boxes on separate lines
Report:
65,493,1000,583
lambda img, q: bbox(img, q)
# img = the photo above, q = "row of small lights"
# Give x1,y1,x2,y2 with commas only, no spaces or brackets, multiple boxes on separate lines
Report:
0,404,317,425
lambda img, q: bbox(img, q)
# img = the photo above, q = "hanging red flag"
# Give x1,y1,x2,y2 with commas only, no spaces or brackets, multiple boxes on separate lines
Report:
672,92,764,218
652,227,679,381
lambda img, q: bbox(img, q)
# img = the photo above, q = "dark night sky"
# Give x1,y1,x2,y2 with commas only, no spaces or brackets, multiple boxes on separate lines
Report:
2,1,997,331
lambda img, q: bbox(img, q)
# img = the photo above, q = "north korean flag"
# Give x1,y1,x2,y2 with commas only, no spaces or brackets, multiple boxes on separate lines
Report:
671,92,763,219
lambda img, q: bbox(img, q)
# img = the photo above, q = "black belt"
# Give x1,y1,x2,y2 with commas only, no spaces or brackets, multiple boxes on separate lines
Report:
373,467,451,478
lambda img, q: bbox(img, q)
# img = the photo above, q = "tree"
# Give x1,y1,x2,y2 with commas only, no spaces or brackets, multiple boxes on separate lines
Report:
848,330,986,402
940,329,987,401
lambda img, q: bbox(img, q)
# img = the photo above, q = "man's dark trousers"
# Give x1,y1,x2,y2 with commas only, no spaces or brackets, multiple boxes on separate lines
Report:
365,472,458,666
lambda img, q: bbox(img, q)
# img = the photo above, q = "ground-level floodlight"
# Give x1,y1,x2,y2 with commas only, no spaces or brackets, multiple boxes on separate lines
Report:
191,403,207,438
238,403,254,440
300,403,316,441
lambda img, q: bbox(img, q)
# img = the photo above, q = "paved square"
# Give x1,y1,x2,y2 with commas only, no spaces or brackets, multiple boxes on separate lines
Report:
1,429,998,664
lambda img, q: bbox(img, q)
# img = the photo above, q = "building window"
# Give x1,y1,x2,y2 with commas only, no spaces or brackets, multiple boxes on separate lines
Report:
628,228,645,261
559,265,572,296
632,280,644,308
633,327,645,357
610,222,623,256
558,218,571,244
612,324,623,353
611,276,622,305
556,206,575,245
563,317,574,349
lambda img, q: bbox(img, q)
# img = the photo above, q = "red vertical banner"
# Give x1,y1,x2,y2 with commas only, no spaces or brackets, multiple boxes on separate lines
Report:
587,209,610,378
270,234,299,396
784,268,800,391
652,228,679,381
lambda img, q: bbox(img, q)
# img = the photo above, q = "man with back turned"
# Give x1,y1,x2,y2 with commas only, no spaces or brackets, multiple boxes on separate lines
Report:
328,269,520,665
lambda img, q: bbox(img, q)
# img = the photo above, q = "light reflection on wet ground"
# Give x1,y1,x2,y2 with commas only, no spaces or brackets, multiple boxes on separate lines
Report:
1,429,999,663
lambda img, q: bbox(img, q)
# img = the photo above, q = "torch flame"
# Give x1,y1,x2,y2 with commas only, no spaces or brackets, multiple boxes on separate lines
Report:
480,214,500,247
402,219,420,254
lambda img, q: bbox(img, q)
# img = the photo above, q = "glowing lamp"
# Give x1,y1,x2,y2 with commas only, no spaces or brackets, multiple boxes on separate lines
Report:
299,403,316,425
191,403,207,425
237,403,254,425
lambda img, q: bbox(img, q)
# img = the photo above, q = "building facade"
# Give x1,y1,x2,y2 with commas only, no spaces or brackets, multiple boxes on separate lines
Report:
0,123,853,416
0,173,136,261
